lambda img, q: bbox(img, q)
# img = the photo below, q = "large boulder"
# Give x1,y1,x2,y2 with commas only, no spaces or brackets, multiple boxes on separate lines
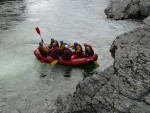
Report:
104,0,150,20
50,26,150,113
144,16,150,25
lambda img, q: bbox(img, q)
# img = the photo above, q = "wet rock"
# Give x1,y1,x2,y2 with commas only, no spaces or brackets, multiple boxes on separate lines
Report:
104,0,150,20
144,16,150,25
51,26,150,113
130,101,150,113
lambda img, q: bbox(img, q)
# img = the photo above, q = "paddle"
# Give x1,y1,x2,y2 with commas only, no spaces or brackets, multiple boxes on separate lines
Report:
93,60,100,67
51,60,59,65
40,57,59,64
40,58,59,65
35,27,48,49
35,27,43,40
85,53,100,67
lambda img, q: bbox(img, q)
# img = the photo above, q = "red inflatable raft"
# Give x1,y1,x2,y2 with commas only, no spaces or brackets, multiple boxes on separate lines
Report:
34,48,98,66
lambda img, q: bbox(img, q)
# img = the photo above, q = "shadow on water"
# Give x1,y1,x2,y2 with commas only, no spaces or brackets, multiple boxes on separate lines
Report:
37,59,98,79
0,0,27,30
62,63,98,78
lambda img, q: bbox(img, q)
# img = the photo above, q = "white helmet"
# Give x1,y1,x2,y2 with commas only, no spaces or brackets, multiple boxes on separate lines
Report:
65,45,69,49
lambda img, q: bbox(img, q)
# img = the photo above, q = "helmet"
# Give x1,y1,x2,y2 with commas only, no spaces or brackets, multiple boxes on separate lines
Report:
39,42,42,46
60,40,63,44
51,38,54,41
74,42,78,46
68,44,70,48
65,44,69,49
53,43,56,47
84,43,87,46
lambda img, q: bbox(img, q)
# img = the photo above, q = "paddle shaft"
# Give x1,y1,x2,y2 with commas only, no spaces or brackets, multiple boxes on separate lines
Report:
36,27,49,50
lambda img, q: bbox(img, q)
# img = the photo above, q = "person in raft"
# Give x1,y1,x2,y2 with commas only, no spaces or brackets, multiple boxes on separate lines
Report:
84,43,94,56
62,44,73,61
38,41,49,57
70,42,83,59
48,38,59,49
49,43,60,59
59,40,67,56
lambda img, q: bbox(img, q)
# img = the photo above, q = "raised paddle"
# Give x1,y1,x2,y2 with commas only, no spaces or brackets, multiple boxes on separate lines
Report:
35,27,42,39
35,27,49,49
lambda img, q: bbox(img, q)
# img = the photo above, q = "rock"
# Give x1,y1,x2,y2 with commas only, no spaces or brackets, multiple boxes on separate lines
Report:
51,26,150,113
49,94,73,113
110,26,150,102
104,0,150,20
144,16,150,25
130,101,150,113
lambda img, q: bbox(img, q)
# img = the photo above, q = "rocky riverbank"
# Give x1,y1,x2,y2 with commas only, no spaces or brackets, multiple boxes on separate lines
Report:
50,25,150,113
104,0,150,20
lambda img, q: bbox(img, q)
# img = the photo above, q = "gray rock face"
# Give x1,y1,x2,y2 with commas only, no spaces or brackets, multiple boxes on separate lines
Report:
144,16,150,25
51,26,150,113
104,0,150,20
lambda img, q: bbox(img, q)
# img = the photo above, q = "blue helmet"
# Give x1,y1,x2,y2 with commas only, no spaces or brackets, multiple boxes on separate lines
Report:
68,44,70,47
60,40,63,44
74,42,78,46
53,43,56,47
51,38,54,41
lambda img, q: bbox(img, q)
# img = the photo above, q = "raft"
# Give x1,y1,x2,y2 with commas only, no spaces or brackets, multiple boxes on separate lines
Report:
34,48,98,66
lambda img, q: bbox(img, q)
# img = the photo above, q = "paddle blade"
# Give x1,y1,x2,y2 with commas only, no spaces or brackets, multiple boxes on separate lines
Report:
35,27,40,35
51,60,59,65
94,61,100,67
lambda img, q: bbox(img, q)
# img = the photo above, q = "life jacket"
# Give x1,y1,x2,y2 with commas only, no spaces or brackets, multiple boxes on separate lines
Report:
62,49,73,61
60,43,67,50
38,46,48,57
50,47,60,59
49,40,59,49
85,45,94,56
60,43,67,55
75,44,83,54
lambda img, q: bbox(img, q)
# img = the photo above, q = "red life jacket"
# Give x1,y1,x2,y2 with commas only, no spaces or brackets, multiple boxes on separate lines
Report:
62,49,73,61
50,47,60,59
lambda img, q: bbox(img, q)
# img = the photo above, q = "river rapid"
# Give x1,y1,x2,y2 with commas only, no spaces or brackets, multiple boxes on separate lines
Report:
0,0,143,112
